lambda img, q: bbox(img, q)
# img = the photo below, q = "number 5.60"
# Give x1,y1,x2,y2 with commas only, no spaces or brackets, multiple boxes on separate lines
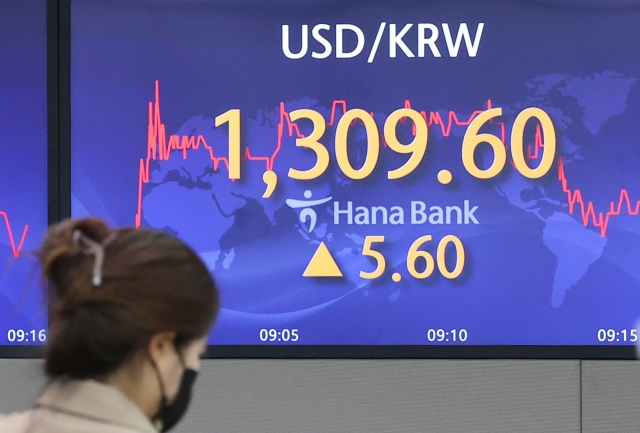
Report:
359,235,465,280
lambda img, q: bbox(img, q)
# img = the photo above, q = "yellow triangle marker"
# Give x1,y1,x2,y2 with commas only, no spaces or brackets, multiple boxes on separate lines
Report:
303,242,343,277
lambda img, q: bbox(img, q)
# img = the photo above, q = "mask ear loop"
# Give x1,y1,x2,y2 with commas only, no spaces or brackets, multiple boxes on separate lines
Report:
151,342,184,432
151,358,169,432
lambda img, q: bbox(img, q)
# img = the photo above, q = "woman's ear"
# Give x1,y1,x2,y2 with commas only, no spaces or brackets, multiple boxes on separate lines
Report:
147,331,177,365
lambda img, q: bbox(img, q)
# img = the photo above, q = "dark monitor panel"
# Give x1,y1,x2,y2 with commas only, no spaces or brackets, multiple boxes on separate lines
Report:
0,1,49,349
70,0,640,358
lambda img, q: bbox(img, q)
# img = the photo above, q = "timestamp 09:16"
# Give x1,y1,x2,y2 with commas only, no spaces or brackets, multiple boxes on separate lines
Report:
7,329,47,343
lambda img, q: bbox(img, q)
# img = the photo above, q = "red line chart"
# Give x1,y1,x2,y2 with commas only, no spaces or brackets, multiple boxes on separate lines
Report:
525,123,639,237
136,80,638,238
557,157,639,237
0,211,28,257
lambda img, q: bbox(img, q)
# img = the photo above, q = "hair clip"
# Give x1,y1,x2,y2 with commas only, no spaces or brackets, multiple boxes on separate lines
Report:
73,230,117,286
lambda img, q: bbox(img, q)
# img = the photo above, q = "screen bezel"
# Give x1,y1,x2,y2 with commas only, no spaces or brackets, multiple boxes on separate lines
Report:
0,0,68,358
204,345,636,359
42,0,639,360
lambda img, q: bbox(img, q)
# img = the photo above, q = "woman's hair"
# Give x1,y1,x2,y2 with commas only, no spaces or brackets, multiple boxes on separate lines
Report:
39,218,219,379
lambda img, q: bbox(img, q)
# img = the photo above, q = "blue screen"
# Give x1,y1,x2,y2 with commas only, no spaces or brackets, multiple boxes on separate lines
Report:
0,1,49,345
71,0,640,347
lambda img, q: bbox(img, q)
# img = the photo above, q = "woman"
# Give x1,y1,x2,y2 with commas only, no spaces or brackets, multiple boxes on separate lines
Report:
0,217,219,432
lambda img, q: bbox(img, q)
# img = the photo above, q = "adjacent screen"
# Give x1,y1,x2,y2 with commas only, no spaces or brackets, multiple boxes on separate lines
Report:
71,0,640,353
0,2,49,346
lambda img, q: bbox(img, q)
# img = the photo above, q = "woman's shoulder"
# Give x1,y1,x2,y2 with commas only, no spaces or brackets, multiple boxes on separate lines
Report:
0,378,158,433
35,379,157,433
0,404,156,433
0,410,32,432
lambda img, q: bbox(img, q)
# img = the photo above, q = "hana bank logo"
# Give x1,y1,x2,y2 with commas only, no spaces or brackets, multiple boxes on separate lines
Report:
286,190,332,233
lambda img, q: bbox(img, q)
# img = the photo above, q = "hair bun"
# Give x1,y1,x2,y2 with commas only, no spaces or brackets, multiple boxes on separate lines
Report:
39,218,112,301
42,217,219,379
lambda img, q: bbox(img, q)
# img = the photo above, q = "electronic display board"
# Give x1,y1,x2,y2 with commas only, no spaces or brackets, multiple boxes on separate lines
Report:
0,1,49,348
71,0,640,356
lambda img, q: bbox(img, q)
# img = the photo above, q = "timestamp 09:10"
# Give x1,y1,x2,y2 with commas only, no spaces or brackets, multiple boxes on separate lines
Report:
427,329,468,342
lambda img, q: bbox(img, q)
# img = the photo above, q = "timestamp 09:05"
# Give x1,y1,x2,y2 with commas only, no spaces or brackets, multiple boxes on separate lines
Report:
259,329,299,342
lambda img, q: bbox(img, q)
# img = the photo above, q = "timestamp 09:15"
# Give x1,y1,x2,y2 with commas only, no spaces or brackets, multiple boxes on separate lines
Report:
597,329,638,343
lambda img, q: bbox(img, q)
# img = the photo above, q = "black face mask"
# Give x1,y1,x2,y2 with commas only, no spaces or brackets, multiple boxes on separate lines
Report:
152,353,198,432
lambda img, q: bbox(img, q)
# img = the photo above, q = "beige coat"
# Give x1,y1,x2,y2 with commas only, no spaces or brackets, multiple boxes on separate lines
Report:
0,378,158,433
